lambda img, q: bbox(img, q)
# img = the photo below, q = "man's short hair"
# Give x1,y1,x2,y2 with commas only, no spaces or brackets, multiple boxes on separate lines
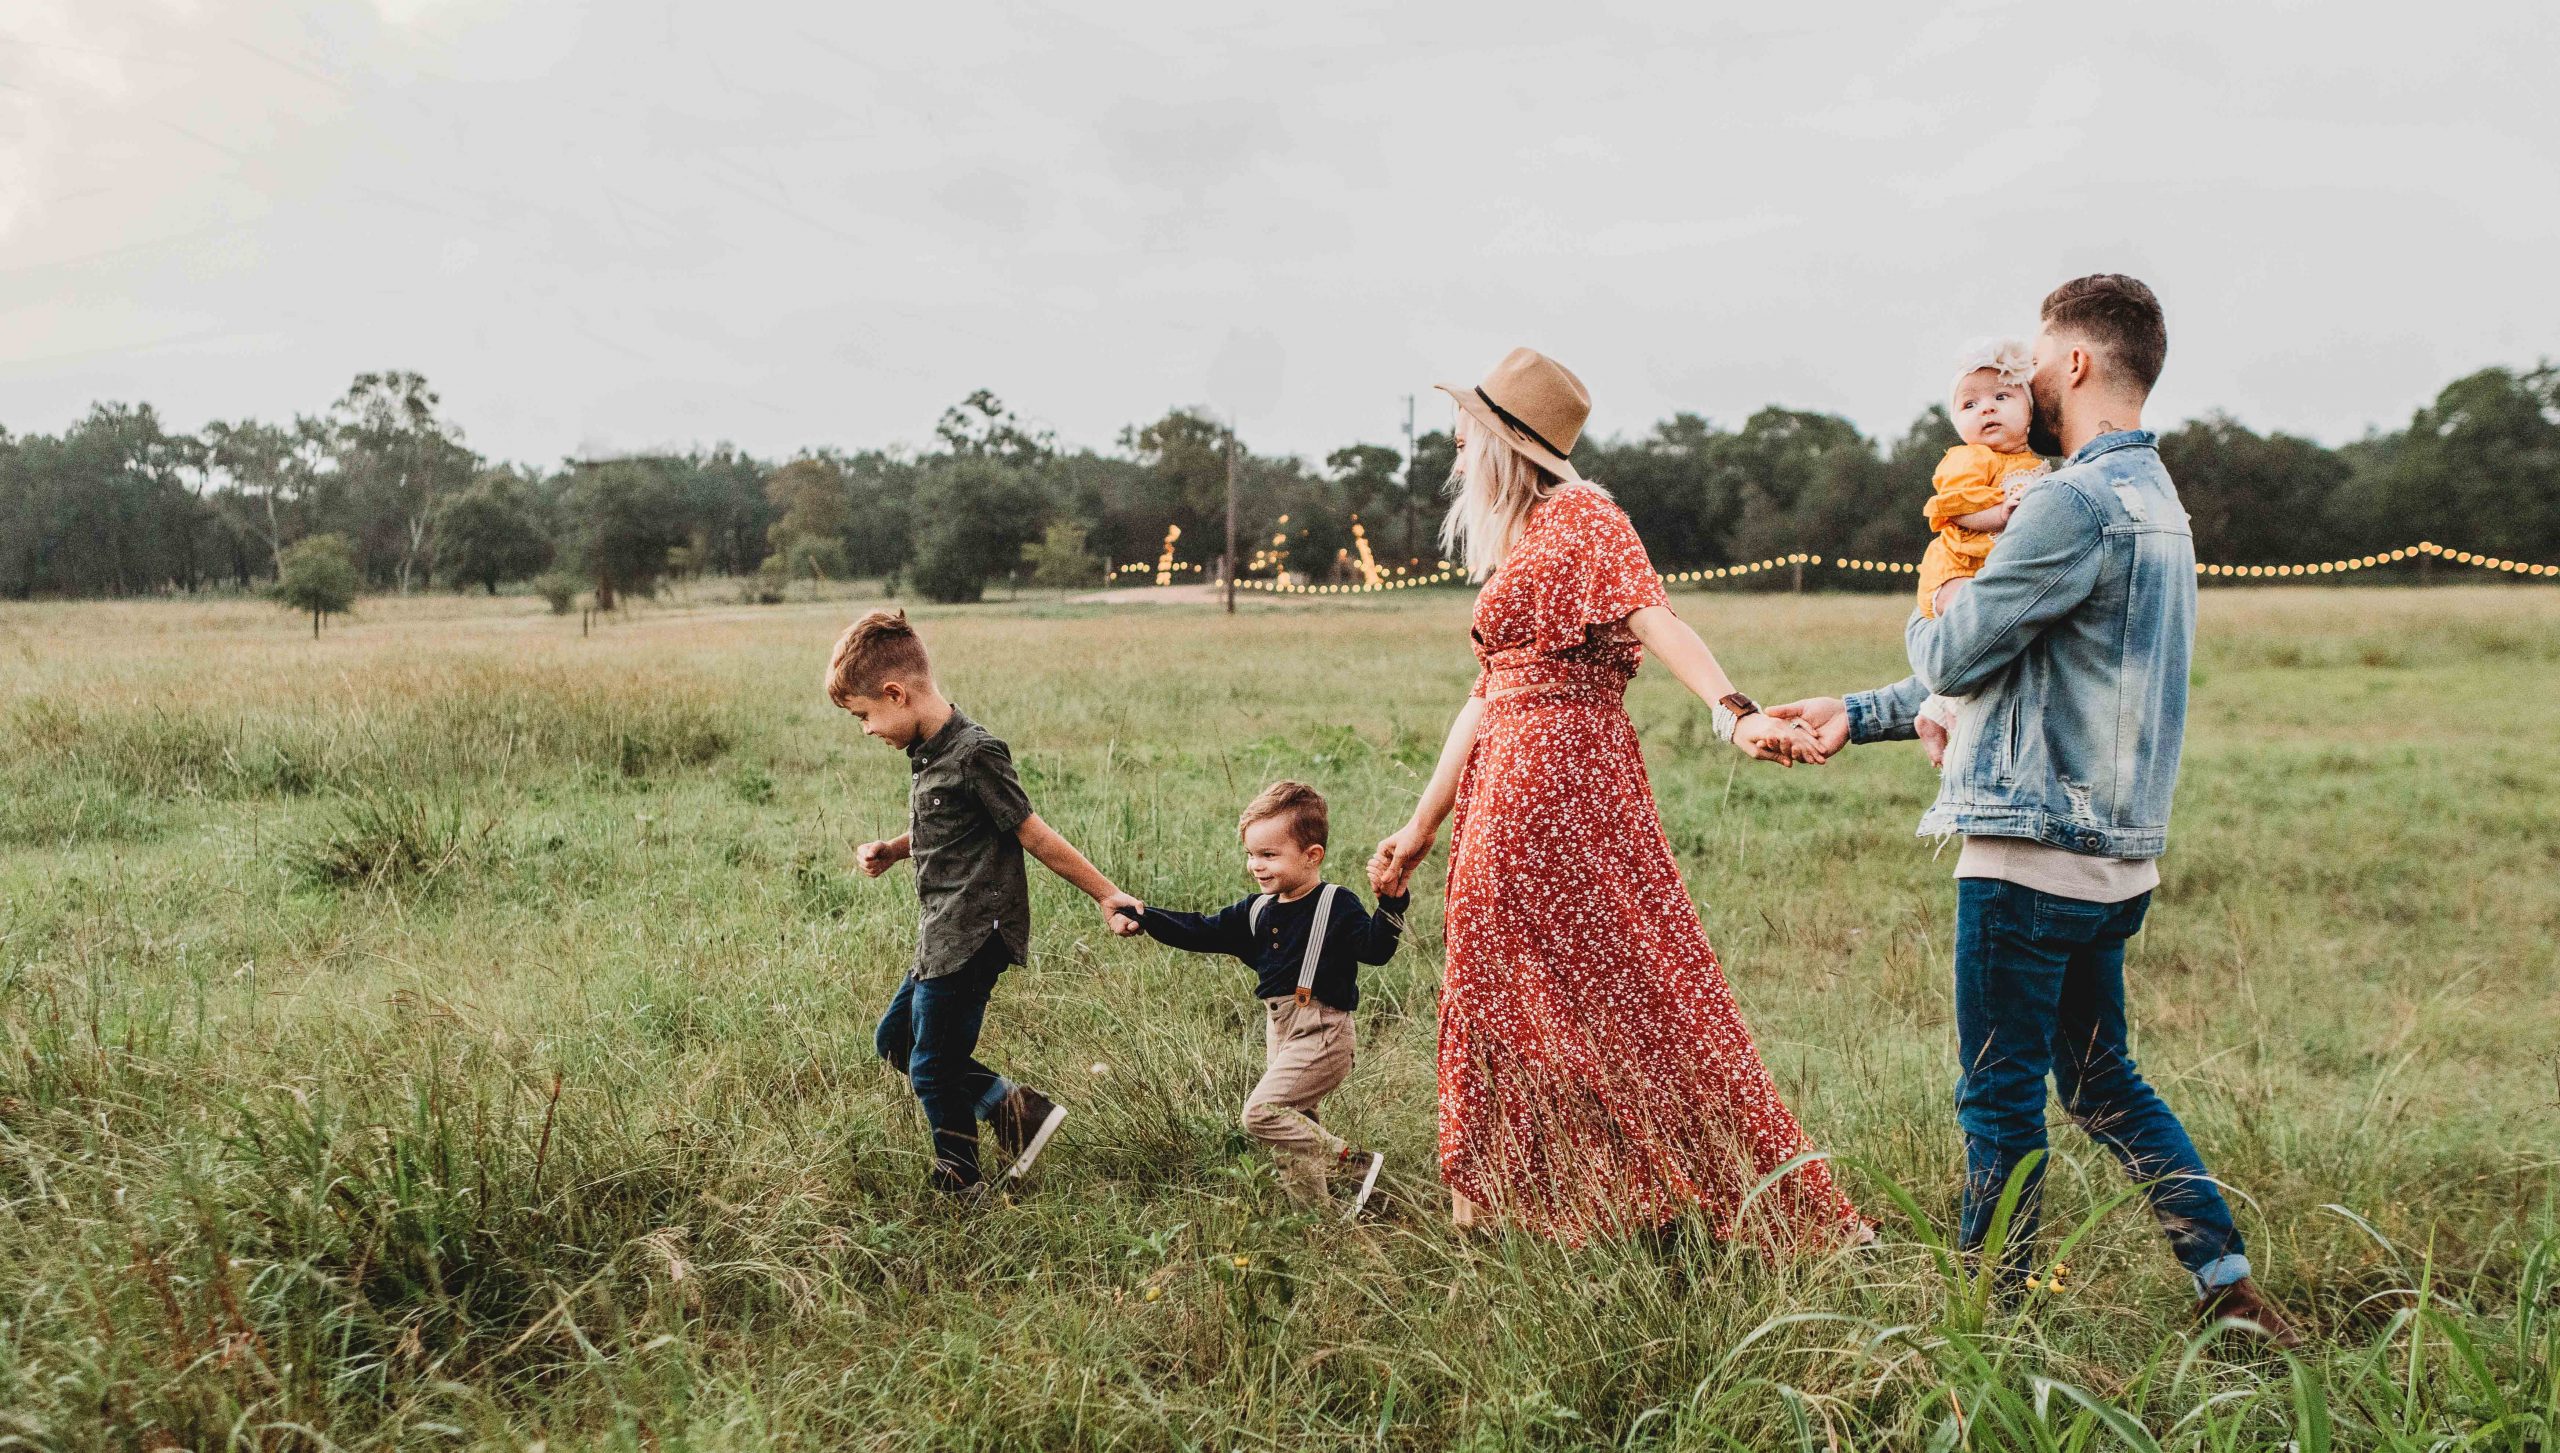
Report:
1239,780,1328,850
2041,273,2167,395
824,609,933,705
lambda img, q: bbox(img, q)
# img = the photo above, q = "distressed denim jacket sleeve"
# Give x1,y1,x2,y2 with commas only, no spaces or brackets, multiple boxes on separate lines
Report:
1845,671,1927,744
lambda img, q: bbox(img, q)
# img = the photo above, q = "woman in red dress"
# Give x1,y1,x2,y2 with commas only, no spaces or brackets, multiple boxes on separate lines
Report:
1370,348,1866,1246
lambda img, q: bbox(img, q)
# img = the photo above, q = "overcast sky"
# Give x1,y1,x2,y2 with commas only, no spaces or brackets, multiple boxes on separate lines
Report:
5,1,2556,468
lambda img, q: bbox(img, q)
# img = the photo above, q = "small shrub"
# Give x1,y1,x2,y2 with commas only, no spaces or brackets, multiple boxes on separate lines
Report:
274,533,362,634
286,791,494,892
743,560,789,605
533,570,582,615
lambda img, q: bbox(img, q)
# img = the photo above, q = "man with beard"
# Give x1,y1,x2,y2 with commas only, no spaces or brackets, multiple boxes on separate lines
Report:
1771,275,2301,1345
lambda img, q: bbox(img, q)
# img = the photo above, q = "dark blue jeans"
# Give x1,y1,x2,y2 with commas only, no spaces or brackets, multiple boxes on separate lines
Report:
875,935,1016,1191
1954,878,2249,1293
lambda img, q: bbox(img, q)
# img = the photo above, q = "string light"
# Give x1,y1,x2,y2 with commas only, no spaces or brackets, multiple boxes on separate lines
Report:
1349,517,1384,587
1130,536,2558,594
2194,540,2557,579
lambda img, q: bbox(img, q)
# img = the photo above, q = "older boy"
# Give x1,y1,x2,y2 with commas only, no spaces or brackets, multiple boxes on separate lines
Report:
830,609,1143,1195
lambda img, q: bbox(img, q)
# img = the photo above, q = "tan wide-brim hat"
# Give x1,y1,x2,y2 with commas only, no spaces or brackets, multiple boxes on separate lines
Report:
1435,346,1589,482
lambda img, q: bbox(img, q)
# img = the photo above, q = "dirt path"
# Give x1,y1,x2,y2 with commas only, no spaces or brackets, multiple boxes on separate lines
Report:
1067,583,1314,607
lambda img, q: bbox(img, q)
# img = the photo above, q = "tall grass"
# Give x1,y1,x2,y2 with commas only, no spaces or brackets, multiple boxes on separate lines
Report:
0,586,2553,1448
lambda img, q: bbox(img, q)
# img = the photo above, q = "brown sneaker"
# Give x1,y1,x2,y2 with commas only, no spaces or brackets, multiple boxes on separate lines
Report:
987,1086,1066,1180
2195,1277,2305,1350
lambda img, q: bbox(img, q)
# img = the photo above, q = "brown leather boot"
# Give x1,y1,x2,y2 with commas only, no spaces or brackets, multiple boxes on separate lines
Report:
2195,1277,2305,1350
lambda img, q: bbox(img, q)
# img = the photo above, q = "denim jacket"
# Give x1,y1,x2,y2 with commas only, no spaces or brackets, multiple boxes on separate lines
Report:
1846,431,2195,858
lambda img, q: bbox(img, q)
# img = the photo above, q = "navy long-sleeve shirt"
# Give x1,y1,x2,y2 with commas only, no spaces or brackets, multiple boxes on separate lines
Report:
1135,885,1409,1012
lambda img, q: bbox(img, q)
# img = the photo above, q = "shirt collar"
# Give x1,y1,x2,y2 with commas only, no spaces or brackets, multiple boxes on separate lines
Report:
2068,428,2158,466
906,706,972,768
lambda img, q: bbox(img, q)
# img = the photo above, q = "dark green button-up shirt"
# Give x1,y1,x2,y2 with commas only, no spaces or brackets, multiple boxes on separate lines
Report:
906,708,1034,979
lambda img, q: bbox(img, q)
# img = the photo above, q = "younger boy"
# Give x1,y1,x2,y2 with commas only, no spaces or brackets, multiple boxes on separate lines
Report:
830,609,1143,1195
1122,781,1403,1218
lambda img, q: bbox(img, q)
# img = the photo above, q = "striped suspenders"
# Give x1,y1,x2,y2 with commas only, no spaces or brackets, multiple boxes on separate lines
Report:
1248,883,1341,1007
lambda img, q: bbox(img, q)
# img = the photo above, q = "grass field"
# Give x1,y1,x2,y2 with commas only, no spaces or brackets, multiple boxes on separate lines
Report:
1,583,2556,1450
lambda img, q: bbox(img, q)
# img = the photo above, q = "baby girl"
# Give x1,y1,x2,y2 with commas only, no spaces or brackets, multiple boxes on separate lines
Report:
1915,339,2050,753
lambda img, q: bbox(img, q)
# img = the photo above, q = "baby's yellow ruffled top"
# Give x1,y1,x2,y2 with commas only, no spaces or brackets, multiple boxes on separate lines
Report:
1917,444,2049,616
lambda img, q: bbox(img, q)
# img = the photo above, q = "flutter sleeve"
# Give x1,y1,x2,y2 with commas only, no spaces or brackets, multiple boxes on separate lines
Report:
1523,488,1670,656
1926,445,2012,529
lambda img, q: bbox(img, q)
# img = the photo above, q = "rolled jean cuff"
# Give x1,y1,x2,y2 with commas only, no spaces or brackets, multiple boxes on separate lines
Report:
974,1076,1016,1121
2191,1253,2251,1296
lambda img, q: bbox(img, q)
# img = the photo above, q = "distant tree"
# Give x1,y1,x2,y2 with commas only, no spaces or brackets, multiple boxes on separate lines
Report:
1784,436,1905,578
2162,414,2352,565
1722,408,1876,576
201,417,324,580
2334,364,2560,561
1327,444,1402,520
666,446,774,576
1252,457,1349,579
325,372,477,591
937,389,1054,465
837,450,922,579
274,533,361,635
10,403,209,596
1020,520,1102,593
1585,413,1736,571
1864,406,1961,582
909,458,1047,603
1406,428,1457,563
1891,403,1963,468
1119,409,1234,552
762,457,853,580
567,458,689,609
433,471,553,592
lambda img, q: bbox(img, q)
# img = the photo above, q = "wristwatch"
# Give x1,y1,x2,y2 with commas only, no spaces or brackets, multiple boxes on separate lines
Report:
1711,692,1762,743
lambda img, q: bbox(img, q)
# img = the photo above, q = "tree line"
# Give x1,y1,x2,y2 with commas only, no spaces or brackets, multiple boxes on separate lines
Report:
4,362,2555,607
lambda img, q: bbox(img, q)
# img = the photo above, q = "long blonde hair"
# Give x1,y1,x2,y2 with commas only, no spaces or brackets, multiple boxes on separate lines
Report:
1440,420,1594,579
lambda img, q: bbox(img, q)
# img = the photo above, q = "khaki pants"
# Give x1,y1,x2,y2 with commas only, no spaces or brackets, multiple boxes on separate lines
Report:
1242,997,1354,1205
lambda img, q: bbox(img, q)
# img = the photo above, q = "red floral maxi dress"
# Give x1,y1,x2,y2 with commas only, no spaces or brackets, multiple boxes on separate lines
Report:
1439,484,1863,1245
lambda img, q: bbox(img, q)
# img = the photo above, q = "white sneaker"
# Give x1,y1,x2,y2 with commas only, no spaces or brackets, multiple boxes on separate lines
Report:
991,1087,1067,1180
1339,1149,1384,1222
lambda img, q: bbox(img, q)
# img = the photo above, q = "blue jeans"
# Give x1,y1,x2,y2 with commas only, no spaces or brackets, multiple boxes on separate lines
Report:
875,935,1016,1190
1954,878,2249,1294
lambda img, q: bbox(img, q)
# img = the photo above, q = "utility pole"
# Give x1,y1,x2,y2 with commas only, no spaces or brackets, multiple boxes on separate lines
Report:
1224,420,1239,615
1401,393,1418,561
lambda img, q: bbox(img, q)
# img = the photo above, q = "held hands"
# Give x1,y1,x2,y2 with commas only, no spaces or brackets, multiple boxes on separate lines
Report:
854,838,909,877
1099,890,1146,938
1734,712,1828,767
1917,715,1950,769
1764,698,1851,759
1367,822,1435,898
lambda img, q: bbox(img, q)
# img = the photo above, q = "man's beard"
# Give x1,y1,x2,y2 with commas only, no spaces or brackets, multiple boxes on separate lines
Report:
2027,380,2066,457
